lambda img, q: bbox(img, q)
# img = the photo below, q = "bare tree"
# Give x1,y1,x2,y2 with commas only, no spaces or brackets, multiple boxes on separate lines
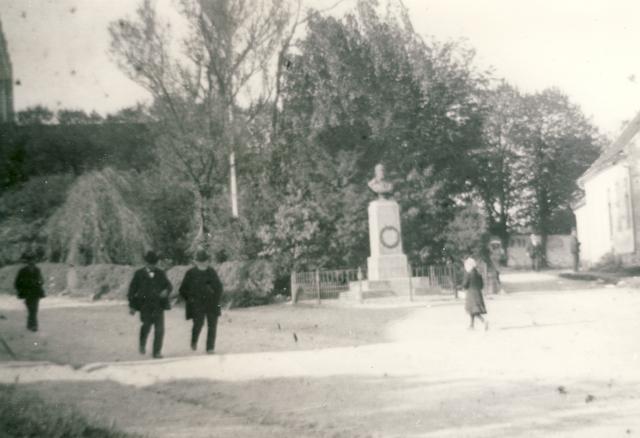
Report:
109,0,297,250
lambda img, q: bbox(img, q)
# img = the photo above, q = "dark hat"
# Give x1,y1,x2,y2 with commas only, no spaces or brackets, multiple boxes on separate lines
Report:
144,251,159,265
194,249,209,263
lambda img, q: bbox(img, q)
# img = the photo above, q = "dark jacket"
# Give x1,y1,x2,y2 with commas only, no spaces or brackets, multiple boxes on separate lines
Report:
15,264,45,300
128,266,173,313
179,266,223,319
462,268,486,315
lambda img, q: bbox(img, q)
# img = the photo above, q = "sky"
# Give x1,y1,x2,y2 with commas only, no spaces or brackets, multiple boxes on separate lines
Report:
2,0,640,137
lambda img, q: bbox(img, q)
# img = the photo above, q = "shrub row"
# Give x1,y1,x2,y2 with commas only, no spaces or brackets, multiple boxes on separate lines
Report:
0,385,138,438
0,260,277,308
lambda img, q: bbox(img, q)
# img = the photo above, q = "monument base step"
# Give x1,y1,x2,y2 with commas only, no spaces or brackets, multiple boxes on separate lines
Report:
340,289,397,301
342,276,454,300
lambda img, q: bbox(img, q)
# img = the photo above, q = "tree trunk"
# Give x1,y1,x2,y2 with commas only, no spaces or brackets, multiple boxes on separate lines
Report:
189,188,209,254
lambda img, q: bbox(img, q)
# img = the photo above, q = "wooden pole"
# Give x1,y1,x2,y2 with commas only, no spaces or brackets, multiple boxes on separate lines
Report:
315,269,321,304
357,267,364,303
450,264,458,299
230,152,238,218
291,271,298,304
408,264,414,302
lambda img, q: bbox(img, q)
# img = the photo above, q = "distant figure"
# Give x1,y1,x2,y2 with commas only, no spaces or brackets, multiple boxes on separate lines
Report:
128,251,173,359
462,257,488,330
526,234,542,271
367,163,394,199
14,253,45,332
569,228,581,272
179,249,223,354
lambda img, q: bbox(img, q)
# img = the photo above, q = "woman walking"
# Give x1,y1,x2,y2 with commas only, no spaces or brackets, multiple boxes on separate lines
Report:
462,257,488,330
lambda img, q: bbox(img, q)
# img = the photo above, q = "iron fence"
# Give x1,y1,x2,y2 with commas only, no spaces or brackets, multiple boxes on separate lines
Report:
291,263,489,303
291,269,363,302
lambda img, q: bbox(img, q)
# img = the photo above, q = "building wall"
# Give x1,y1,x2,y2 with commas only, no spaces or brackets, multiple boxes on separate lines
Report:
578,163,634,265
627,136,640,255
506,234,573,268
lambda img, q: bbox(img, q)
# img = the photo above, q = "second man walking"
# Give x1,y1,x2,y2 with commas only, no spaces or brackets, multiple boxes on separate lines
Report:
179,249,223,354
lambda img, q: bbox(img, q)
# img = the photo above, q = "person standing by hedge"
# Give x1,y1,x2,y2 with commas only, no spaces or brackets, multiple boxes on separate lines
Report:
128,251,172,359
14,253,45,332
569,228,581,272
179,249,223,354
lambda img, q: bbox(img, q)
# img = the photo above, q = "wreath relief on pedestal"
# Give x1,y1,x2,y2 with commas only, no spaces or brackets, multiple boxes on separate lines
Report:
380,225,400,249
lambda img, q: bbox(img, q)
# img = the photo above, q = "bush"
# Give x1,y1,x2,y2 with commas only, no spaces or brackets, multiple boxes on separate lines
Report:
443,205,490,260
73,264,136,300
44,168,150,265
0,385,139,438
1,260,276,308
0,174,74,221
122,171,195,265
0,218,45,266
592,252,624,272
168,259,275,308
0,263,69,296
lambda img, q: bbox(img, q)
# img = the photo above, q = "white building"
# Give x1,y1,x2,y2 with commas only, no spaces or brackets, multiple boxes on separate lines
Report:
574,112,640,266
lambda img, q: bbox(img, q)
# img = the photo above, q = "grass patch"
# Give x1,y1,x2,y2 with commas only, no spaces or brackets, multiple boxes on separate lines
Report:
0,384,139,438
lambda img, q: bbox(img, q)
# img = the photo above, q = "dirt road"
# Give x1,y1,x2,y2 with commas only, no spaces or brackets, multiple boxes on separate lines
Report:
1,273,639,437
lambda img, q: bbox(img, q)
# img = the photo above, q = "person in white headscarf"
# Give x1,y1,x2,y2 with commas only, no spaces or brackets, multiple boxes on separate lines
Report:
462,256,488,330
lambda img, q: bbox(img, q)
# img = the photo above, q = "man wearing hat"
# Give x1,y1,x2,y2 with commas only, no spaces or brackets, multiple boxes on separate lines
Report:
128,251,173,358
179,249,223,354
14,252,45,331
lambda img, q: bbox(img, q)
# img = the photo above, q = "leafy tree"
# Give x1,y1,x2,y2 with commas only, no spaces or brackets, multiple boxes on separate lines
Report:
512,88,602,243
109,0,298,252
472,82,524,252
270,0,488,268
443,204,489,261
16,105,55,125
57,109,103,125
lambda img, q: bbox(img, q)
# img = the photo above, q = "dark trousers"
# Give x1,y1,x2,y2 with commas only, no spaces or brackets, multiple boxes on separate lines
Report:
140,310,165,355
572,253,580,272
191,307,218,351
25,297,40,331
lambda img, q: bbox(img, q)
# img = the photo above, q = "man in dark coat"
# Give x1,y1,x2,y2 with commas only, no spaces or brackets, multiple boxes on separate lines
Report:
179,249,223,354
128,251,172,359
14,253,45,331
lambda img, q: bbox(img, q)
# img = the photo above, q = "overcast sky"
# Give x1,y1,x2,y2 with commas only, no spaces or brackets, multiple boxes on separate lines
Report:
2,0,640,137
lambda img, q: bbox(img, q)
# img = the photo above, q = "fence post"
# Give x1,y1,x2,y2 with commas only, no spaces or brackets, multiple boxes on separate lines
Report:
408,264,414,302
357,267,364,303
449,265,458,299
429,266,435,288
291,271,298,304
315,269,321,304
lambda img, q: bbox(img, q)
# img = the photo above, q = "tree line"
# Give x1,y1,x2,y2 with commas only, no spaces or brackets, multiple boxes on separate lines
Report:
1,0,604,277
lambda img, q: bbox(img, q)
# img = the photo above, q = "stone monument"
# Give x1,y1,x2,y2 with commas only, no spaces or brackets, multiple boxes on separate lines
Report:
366,164,409,280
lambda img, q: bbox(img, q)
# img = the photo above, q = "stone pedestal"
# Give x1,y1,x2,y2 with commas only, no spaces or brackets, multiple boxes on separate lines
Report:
367,199,409,280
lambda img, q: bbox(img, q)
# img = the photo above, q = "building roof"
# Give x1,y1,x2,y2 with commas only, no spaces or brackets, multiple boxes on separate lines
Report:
579,109,640,184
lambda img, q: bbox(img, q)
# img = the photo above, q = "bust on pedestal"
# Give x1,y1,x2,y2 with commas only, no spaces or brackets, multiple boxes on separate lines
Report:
367,164,409,280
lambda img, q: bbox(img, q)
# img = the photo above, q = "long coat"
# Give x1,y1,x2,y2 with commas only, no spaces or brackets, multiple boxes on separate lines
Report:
127,266,173,316
179,266,223,320
15,264,45,300
462,268,486,316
